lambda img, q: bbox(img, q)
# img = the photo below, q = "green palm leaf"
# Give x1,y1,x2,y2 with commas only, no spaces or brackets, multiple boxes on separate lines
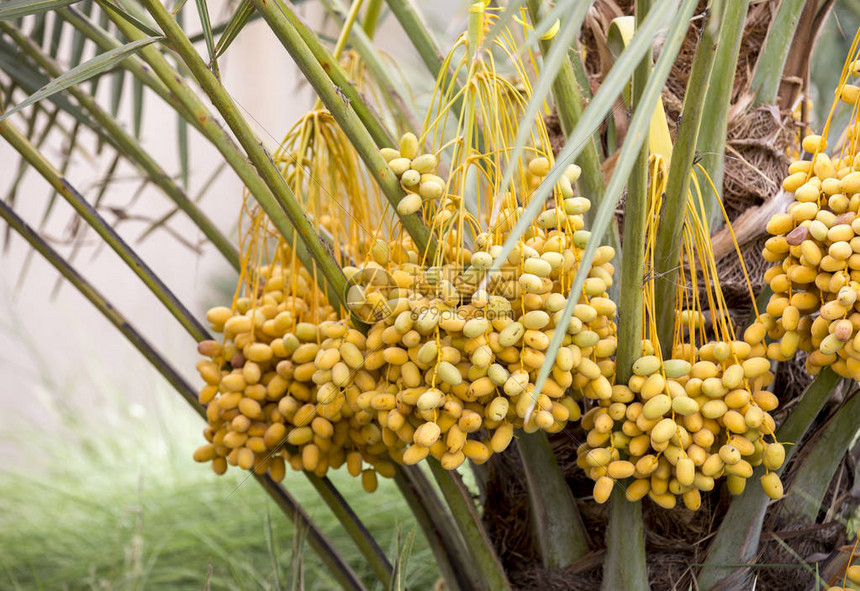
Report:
0,36,161,123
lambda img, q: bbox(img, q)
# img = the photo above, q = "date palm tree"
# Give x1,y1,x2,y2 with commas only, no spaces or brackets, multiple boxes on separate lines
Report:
1,1,858,589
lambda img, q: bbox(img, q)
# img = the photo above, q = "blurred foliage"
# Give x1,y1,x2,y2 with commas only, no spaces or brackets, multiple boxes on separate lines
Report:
812,1,860,126
0,362,437,591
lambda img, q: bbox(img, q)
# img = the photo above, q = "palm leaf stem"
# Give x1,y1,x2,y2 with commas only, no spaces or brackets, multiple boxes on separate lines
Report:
426,459,510,591
0,117,211,342
91,1,350,311
0,196,367,591
0,20,240,271
652,1,721,348
247,0,437,259
601,2,655,588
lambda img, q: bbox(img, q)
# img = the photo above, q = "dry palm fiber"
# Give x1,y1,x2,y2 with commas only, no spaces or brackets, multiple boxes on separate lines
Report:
483,428,727,590
578,1,793,244
484,427,856,590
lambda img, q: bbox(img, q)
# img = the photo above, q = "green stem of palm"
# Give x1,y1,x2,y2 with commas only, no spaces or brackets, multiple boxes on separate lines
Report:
284,0,396,149
427,459,510,591
393,465,474,591
305,473,395,585
696,0,750,231
321,0,422,133
383,0,445,78
601,2,653,588
750,0,806,106
653,1,721,348
0,117,211,343
97,0,351,312
64,4,345,309
781,388,860,522
517,431,589,567
525,0,607,210
0,20,240,272
362,0,384,38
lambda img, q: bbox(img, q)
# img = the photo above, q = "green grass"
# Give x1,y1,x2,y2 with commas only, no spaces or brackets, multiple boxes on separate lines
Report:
0,372,439,591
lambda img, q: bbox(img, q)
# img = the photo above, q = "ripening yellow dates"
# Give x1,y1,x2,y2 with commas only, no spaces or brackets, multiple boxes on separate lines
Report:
578,345,782,510
189,4,826,522
760,472,784,500
761,114,860,380
192,107,626,489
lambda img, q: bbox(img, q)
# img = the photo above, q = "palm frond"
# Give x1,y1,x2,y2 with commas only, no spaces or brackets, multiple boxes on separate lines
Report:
0,35,161,123
0,0,80,21
0,117,210,341
780,389,860,522
1,19,240,269
191,0,219,77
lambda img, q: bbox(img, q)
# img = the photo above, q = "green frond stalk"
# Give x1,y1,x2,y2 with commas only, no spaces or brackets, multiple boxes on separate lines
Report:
529,0,699,418
394,466,474,591
305,473,395,586
0,20,240,271
0,204,201,414
698,368,842,590
749,0,806,106
254,477,368,591
95,0,351,311
192,0,220,79
427,459,511,591
517,432,589,567
489,4,680,287
0,117,211,343
652,2,721,348
0,198,367,591
0,40,132,146
141,0,356,307
696,0,750,230
327,0,365,60
61,11,424,579
252,0,394,150
210,0,255,57
59,6,334,303
245,0,437,260
362,0,383,38
602,3,653,589
321,0,421,132
0,0,79,20
57,7,172,100
481,3,604,564
780,389,860,522
613,7,651,387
